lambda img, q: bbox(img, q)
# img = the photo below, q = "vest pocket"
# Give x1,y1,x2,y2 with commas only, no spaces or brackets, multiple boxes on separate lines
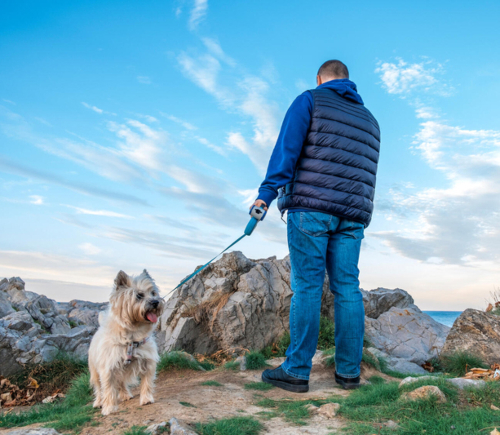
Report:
298,212,332,237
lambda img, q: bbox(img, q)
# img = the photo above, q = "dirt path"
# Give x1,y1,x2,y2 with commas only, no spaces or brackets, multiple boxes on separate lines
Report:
78,363,392,435
0,363,395,435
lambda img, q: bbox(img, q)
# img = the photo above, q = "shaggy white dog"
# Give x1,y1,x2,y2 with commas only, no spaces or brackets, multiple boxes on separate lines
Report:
88,269,164,415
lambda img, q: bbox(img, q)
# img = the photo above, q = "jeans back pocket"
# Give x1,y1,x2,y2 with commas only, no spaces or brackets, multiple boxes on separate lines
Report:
298,212,332,237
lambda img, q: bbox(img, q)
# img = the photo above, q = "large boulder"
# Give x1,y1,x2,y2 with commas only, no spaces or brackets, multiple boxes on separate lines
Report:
365,307,450,365
158,251,423,356
441,309,500,365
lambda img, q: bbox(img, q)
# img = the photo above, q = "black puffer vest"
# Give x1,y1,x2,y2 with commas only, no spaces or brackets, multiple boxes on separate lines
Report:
277,88,380,227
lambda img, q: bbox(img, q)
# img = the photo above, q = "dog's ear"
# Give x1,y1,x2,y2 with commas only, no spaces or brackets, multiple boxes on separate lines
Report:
114,270,131,289
142,269,152,279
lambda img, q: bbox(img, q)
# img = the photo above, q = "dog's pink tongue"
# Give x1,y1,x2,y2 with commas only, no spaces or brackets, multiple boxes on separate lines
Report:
146,313,158,323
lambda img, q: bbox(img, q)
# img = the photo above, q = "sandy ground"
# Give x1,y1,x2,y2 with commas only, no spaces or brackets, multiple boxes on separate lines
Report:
1,363,394,435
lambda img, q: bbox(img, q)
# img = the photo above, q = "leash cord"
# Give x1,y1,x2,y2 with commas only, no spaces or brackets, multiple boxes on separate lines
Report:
161,234,247,299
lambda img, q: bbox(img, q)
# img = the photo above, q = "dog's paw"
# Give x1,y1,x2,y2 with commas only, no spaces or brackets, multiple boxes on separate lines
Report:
92,399,102,409
139,394,155,406
119,392,133,402
101,405,119,416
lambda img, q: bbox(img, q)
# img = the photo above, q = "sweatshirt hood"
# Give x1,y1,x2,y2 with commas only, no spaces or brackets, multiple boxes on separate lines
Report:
317,79,364,105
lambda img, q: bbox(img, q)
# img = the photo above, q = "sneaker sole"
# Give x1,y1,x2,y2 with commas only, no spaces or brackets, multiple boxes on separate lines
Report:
261,372,309,393
335,378,360,390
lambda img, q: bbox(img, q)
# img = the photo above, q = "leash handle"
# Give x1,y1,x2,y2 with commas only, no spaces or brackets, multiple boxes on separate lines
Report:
245,205,266,236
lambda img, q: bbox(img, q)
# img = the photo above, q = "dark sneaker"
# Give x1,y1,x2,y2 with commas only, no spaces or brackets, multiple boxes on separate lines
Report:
261,365,309,393
334,371,361,390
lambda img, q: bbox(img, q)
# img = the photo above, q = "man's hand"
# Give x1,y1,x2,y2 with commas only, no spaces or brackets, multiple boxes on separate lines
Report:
250,199,268,211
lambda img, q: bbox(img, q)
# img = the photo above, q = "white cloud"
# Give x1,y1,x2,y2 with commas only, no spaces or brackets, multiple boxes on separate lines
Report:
78,242,101,255
375,58,453,97
67,205,133,219
374,115,500,267
135,113,158,123
2,99,16,105
160,113,197,130
188,0,208,30
137,76,152,84
29,195,44,205
81,102,104,114
178,44,280,174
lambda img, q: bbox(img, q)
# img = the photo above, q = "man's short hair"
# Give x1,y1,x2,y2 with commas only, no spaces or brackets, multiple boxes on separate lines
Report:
318,60,349,79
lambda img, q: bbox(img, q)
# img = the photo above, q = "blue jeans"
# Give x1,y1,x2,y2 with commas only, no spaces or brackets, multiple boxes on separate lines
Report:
281,211,365,380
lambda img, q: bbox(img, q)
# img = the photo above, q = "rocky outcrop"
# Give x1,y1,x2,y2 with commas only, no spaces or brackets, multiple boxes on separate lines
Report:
365,307,450,365
366,347,427,375
0,277,104,376
157,251,432,359
441,309,500,365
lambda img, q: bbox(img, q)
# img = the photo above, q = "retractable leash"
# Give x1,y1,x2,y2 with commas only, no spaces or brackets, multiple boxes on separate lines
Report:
161,205,267,299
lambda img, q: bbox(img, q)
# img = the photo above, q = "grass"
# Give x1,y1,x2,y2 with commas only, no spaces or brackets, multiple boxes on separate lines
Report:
244,382,275,391
317,316,336,350
245,351,270,370
439,351,489,376
8,351,88,401
0,371,96,432
224,361,240,371
201,380,223,387
68,320,78,328
256,397,326,426
122,426,148,435
179,401,196,407
195,416,264,435
256,376,500,434
157,351,203,372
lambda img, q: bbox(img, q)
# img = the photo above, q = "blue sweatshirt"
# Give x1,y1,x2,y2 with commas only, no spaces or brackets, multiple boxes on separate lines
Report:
257,79,364,209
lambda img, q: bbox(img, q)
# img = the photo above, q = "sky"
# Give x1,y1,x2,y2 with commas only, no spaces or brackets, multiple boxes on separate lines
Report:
1,0,499,310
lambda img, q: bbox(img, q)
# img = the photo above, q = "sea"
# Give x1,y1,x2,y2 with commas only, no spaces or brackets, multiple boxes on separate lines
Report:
424,311,462,327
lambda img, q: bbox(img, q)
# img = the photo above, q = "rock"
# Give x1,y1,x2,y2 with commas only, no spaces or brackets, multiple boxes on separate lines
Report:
398,376,434,387
305,404,319,414
384,420,400,430
235,355,247,371
169,417,198,435
146,422,168,434
400,385,446,403
365,307,450,365
159,251,417,355
317,402,340,419
441,309,500,365
367,347,427,375
0,291,15,318
311,349,325,365
362,288,415,319
447,378,486,390
6,429,61,435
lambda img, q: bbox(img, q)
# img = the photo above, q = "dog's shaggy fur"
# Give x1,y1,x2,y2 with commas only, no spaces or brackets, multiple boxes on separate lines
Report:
89,269,164,415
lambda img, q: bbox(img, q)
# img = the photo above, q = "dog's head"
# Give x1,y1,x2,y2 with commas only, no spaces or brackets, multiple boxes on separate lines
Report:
109,269,164,327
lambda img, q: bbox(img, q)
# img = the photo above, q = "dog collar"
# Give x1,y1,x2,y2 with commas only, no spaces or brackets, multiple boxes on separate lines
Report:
125,337,149,364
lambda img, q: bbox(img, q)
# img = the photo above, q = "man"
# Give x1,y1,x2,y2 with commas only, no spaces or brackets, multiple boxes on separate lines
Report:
252,60,380,392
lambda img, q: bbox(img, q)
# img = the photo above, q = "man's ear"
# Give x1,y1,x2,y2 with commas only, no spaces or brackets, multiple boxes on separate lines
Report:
316,74,322,86
114,270,131,289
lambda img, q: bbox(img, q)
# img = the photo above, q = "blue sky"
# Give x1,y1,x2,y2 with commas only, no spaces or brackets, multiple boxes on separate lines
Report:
1,0,499,309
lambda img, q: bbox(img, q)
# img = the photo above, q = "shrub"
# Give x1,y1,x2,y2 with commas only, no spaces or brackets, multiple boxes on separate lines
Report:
317,316,335,350
439,351,488,376
245,351,270,370
157,351,202,372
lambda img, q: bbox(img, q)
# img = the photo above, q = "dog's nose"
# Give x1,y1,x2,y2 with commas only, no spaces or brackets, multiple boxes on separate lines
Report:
151,299,159,308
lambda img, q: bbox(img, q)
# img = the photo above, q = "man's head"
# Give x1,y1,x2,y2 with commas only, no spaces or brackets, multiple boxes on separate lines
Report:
317,60,349,86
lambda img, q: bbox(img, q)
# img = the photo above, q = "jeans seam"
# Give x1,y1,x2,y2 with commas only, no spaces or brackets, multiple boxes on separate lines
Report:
282,365,309,381
336,371,360,379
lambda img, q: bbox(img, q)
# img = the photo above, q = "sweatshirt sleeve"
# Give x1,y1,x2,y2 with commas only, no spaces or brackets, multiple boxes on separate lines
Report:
257,92,313,207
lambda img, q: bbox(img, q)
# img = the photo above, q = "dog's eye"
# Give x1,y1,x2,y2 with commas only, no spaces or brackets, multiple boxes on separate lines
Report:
136,293,144,300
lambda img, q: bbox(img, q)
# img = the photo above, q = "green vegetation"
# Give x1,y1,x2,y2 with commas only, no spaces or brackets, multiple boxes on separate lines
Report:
68,320,78,328
198,360,215,371
438,351,489,377
179,401,196,407
244,382,275,391
157,351,203,372
201,380,223,387
8,351,88,399
262,331,291,359
245,351,270,370
255,375,500,434
256,397,325,426
122,426,148,435
317,316,336,350
196,416,264,435
0,371,96,432
224,360,240,371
